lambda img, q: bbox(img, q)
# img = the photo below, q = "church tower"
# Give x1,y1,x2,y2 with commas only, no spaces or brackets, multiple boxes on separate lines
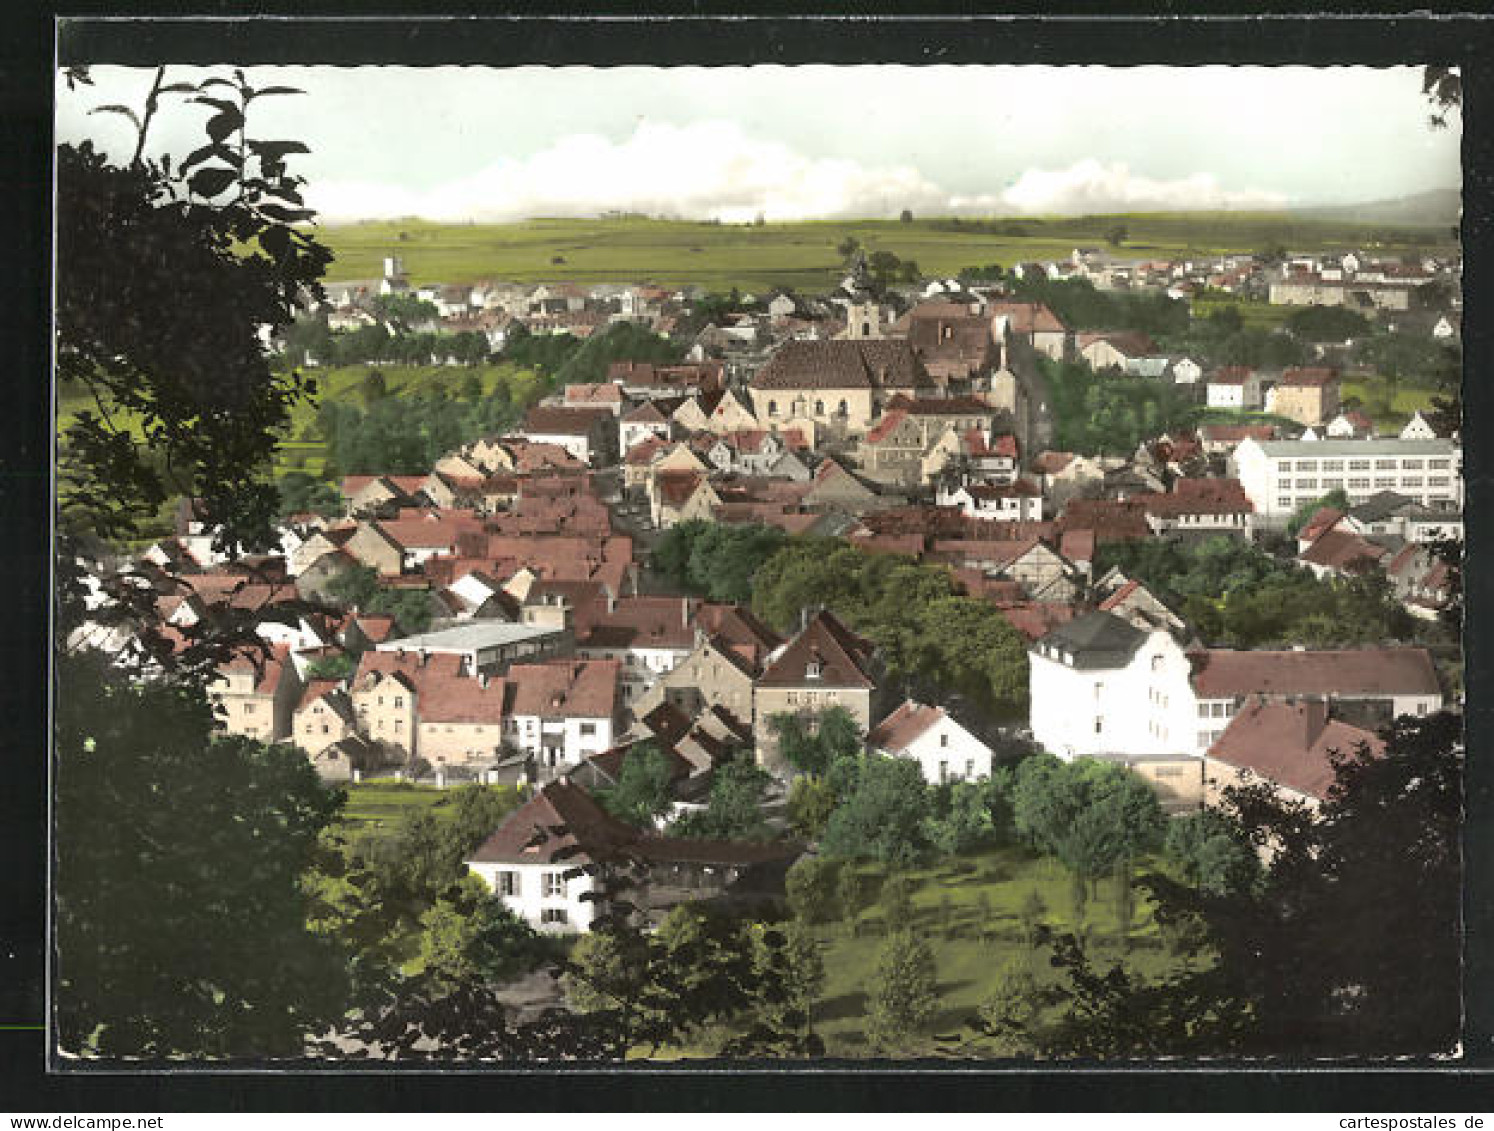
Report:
843,251,882,341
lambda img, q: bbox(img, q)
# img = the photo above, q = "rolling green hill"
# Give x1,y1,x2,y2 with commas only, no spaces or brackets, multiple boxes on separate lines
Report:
315,213,1457,294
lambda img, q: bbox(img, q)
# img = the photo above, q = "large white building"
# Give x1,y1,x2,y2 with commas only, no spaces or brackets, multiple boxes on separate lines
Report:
1029,611,1444,763
1231,436,1462,519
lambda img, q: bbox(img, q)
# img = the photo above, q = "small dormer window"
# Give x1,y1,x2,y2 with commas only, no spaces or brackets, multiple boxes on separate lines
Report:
806,659,822,680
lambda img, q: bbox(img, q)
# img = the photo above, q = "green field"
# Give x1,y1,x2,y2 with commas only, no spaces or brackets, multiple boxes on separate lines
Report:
339,779,454,827
1191,294,1296,329
1341,376,1442,431
316,213,1454,294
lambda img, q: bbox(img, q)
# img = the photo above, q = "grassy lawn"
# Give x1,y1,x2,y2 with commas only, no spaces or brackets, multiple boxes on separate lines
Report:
1341,376,1442,432
316,214,1453,294
801,847,1193,1057
338,779,461,828
1191,295,1295,329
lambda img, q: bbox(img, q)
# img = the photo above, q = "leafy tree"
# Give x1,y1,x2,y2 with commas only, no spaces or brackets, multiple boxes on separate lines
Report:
787,774,840,840
769,706,863,778
360,368,388,406
923,779,998,855
879,873,916,932
652,520,788,603
414,873,550,987
836,235,861,260
57,68,330,552
667,755,773,841
54,650,348,1057
1010,755,1164,899
899,209,914,224
305,653,356,681
976,958,1043,1056
1286,304,1371,342
1163,810,1258,897
276,471,342,521
785,856,842,924
325,564,380,610
837,865,869,928
820,754,933,867
552,321,683,387
594,742,675,827
1105,224,1128,247
748,919,825,1039
867,932,939,1052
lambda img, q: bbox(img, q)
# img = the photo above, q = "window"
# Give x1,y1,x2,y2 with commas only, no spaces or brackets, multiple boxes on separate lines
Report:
965,759,975,779
1198,703,1211,719
1295,460,1318,471
1321,479,1343,489
1402,459,1425,470
395,696,404,708
541,872,567,899
1348,459,1371,470
244,702,254,713
768,400,778,416
580,722,597,736
1348,478,1371,490
1403,476,1423,488
1428,477,1450,487
497,871,520,897
541,908,570,925
1150,655,1164,671
1375,459,1397,470
939,733,949,748
1322,460,1344,471
1429,459,1451,470
814,400,825,416
321,724,329,735
394,719,403,732
837,399,848,417
1417,702,1428,716
1277,498,1293,510
939,761,949,783
1094,717,1103,735
1375,477,1396,488
1296,479,1317,490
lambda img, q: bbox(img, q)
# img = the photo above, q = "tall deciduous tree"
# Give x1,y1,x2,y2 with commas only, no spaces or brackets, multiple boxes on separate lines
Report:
54,651,349,1057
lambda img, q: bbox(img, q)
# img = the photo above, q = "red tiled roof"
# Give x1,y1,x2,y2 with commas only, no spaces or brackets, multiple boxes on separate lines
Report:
1033,451,1077,476
506,659,620,719
468,781,639,865
1280,367,1339,387
1208,366,1256,386
864,409,910,444
1298,507,1346,545
1208,697,1384,801
988,301,1067,335
522,406,612,437
625,434,671,465
1190,647,1440,699
1300,529,1389,572
867,699,944,752
758,610,877,689
750,339,930,391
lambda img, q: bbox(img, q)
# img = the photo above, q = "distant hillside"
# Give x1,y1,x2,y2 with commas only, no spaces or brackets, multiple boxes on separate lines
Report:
1292,188,1461,230
314,212,1459,293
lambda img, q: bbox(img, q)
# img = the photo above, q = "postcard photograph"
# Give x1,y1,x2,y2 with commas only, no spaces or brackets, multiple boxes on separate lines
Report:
51,50,1466,1067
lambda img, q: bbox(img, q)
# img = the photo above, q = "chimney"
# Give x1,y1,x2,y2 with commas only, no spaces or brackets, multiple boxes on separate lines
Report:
1301,698,1329,747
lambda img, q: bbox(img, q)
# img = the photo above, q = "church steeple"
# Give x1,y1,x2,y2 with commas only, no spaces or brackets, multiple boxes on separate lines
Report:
844,249,882,341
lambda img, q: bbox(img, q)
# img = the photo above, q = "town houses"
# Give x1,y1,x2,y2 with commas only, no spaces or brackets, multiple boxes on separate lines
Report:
76,239,1462,942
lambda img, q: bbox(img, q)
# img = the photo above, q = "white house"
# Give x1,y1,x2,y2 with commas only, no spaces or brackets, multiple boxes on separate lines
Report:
1028,612,1198,762
1029,611,1444,763
936,480,1044,522
1399,411,1439,441
503,659,622,773
866,700,994,784
1231,435,1462,519
465,783,613,932
1205,367,1262,411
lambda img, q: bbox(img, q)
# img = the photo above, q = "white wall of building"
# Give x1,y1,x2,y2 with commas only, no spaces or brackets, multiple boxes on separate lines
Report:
467,860,599,932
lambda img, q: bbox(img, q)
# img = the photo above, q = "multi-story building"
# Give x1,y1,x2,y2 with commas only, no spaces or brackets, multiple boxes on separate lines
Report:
1231,436,1462,519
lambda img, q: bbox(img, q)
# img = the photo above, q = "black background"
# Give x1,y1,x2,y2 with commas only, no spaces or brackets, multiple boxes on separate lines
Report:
5,1,1492,1111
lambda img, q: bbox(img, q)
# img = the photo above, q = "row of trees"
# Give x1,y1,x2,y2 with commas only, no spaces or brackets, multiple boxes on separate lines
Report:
750,538,1030,722
1094,534,1422,649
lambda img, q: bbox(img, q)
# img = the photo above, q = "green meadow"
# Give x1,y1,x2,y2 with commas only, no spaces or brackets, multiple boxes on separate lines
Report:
315,213,1453,294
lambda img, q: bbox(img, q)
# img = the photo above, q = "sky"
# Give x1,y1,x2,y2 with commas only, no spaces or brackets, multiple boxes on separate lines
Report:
54,65,1461,224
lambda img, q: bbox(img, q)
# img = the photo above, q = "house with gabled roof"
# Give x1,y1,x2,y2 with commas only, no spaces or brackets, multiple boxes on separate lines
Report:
1204,696,1385,809
465,780,800,932
619,400,674,456
209,645,301,744
648,469,722,529
291,679,359,759
631,604,784,727
520,406,617,465
749,339,936,436
753,609,881,770
504,658,622,775
867,699,994,785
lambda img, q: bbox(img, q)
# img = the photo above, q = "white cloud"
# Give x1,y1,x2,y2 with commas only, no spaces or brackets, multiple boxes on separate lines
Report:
302,121,1291,223
992,158,1287,214
304,120,951,224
